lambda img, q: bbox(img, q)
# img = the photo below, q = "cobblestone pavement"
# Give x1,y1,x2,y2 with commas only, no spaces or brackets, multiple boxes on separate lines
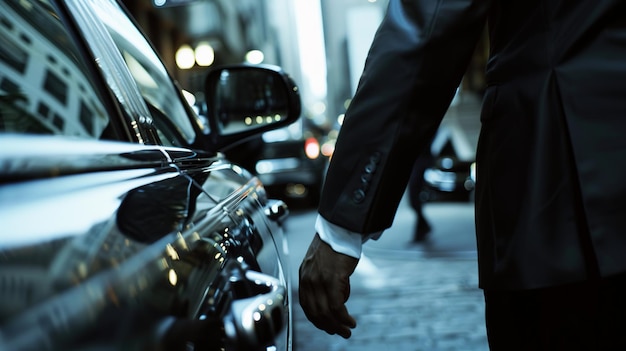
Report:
294,258,487,351
289,203,488,351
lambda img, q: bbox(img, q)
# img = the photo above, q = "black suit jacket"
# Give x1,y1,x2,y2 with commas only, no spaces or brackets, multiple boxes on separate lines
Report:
318,0,626,290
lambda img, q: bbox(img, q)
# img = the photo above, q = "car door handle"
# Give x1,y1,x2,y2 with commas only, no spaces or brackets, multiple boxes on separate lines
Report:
264,199,289,225
223,269,286,350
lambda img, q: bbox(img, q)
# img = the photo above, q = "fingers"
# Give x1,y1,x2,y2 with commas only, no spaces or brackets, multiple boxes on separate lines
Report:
299,234,359,338
299,269,356,338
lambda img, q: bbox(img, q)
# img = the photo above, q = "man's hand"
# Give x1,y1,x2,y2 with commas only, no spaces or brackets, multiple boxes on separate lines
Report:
298,233,359,338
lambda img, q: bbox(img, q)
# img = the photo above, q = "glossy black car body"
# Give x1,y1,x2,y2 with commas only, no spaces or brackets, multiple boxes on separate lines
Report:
0,1,299,350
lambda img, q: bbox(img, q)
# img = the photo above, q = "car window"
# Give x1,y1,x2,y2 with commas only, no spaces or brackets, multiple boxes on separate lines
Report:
0,0,111,139
89,0,198,146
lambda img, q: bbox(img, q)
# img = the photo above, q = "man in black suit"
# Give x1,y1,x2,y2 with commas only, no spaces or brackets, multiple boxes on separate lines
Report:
299,0,626,349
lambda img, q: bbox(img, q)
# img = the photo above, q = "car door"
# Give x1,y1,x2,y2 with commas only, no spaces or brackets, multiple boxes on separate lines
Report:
0,0,294,350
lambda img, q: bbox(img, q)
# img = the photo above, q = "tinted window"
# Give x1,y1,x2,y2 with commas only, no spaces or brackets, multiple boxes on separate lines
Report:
90,0,198,146
0,0,110,138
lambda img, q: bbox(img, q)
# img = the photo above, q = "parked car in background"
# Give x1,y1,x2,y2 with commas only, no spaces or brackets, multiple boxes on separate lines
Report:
0,1,299,350
423,139,475,202
222,118,329,208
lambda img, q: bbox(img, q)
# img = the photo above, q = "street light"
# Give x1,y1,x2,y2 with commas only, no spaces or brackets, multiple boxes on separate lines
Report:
194,41,215,67
245,49,264,64
175,44,195,69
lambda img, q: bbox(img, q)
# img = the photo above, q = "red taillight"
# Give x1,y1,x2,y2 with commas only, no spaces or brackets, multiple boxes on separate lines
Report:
304,137,320,159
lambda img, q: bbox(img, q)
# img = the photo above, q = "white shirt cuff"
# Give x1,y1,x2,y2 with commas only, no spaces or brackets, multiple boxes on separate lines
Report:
315,215,382,259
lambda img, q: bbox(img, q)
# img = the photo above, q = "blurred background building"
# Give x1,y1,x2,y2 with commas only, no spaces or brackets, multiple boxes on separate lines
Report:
121,0,487,137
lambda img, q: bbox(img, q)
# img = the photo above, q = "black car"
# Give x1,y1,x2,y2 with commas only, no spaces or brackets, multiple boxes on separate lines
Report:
420,137,475,202
423,154,475,201
0,1,299,350
223,120,329,208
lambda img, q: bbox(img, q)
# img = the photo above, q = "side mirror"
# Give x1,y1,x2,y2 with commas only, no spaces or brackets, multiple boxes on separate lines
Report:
204,64,301,150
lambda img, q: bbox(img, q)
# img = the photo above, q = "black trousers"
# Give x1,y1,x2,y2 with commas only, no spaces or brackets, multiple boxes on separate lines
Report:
484,273,626,350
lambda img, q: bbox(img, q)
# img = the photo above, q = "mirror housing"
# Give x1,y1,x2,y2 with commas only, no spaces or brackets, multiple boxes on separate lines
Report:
203,64,301,150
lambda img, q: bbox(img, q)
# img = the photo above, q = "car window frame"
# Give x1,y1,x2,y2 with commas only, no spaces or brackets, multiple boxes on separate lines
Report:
61,0,197,148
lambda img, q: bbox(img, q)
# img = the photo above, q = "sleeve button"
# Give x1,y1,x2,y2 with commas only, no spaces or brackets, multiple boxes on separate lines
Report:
352,189,366,203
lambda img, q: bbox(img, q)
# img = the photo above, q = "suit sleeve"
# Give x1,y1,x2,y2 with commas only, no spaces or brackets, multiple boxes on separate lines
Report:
318,0,492,234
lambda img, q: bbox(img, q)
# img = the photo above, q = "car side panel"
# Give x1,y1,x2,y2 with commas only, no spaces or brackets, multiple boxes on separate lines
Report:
0,142,290,350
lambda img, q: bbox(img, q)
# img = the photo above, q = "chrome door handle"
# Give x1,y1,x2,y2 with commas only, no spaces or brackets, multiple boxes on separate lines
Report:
264,199,289,225
223,269,286,350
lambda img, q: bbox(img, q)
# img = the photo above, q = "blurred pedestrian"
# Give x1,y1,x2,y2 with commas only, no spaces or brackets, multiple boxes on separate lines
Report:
408,141,434,242
298,0,626,350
